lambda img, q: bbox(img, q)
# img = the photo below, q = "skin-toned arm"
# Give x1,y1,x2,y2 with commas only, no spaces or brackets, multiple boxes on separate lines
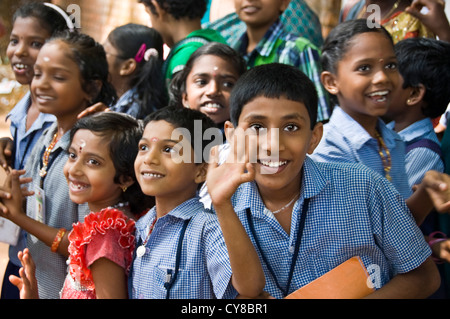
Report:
90,258,128,299
364,257,440,298
207,131,266,298
0,137,14,169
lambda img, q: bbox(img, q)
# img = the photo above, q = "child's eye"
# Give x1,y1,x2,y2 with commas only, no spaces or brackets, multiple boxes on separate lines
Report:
249,124,264,132
357,65,371,72
284,124,299,132
9,38,18,46
68,151,77,160
385,62,397,70
162,146,175,153
31,41,44,49
223,81,235,89
87,158,100,166
53,74,66,81
138,144,148,152
194,78,207,86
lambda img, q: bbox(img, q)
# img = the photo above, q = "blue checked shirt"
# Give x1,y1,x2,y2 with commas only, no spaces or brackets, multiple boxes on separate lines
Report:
234,20,330,122
310,106,412,199
387,118,444,187
229,157,431,299
129,197,237,299
109,88,141,119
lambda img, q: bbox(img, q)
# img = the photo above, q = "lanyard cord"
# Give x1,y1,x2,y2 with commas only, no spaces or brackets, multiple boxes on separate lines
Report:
246,197,310,297
164,218,191,299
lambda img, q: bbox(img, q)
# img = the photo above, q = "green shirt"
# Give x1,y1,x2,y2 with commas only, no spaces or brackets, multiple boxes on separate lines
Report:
163,28,227,84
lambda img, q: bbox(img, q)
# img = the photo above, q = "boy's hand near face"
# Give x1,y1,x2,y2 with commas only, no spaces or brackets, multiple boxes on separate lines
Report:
206,127,265,298
207,127,257,208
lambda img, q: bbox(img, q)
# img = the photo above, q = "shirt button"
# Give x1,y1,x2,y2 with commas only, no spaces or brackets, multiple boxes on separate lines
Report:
289,246,295,254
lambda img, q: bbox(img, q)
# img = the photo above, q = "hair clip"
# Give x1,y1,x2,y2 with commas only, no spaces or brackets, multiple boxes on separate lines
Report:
135,43,147,63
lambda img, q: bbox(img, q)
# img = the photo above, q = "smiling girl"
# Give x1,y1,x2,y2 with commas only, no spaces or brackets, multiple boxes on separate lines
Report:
1,2,69,299
0,30,116,298
5,112,152,299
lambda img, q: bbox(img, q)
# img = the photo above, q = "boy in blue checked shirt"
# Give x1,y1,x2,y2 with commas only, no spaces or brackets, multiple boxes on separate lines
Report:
206,63,441,298
230,0,331,122
129,106,265,299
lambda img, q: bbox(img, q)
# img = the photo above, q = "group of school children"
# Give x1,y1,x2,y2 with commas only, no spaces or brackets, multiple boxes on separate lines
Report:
0,0,450,300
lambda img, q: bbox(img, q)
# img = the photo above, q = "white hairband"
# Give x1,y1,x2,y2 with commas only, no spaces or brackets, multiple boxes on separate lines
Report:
44,2,75,31
144,48,159,61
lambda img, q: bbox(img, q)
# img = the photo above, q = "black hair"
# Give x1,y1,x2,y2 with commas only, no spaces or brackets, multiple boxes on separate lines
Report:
143,106,221,163
395,37,450,118
70,112,154,215
138,0,207,20
12,2,68,36
321,19,394,74
107,23,167,118
48,30,117,107
229,63,318,129
169,41,247,108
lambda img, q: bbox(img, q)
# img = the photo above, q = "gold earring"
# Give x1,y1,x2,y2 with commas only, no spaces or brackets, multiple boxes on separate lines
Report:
122,186,127,192
407,99,413,104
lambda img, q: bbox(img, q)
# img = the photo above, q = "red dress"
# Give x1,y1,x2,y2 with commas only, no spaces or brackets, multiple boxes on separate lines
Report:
60,208,136,299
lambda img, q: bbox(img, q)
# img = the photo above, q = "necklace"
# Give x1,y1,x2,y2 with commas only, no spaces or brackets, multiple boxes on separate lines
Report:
270,193,300,214
136,217,157,257
39,133,59,178
374,131,392,181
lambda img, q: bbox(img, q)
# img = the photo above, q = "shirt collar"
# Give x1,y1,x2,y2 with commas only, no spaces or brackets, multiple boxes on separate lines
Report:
330,106,400,149
136,197,204,234
238,19,284,58
232,156,328,215
7,91,55,127
390,118,435,143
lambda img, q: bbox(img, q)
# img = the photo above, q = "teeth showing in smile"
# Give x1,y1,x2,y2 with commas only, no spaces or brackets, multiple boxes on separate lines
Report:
143,173,163,178
14,64,28,70
37,95,54,100
70,182,88,190
203,103,222,109
368,90,389,102
260,160,287,168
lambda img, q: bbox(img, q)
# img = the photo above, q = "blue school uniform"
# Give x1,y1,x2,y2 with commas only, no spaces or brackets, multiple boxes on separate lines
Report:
129,197,237,299
387,118,444,187
228,157,431,299
310,106,412,199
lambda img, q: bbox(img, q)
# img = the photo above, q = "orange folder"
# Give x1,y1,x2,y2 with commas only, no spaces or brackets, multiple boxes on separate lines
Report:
285,256,375,299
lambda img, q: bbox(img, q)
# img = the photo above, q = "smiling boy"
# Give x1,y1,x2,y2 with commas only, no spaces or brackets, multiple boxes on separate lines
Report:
206,63,440,299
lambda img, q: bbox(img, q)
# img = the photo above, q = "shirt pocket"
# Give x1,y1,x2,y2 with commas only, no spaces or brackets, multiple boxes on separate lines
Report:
155,265,191,299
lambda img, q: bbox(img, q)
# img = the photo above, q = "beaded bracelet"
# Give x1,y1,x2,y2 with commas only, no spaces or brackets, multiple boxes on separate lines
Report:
51,228,67,253
428,231,448,264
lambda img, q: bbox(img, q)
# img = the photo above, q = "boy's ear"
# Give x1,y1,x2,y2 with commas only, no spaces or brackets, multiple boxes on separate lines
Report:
194,163,208,184
406,84,426,106
151,0,167,18
119,58,137,77
307,122,323,154
321,71,339,96
224,121,235,142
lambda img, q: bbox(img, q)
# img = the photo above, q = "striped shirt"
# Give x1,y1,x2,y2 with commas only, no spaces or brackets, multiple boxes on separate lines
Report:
24,123,89,299
129,197,237,299
234,20,331,122
387,118,444,187
310,106,412,199
229,157,431,299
